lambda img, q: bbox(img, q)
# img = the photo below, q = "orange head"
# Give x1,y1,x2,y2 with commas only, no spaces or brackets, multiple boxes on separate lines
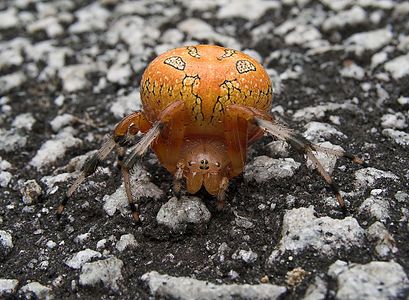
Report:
179,138,229,196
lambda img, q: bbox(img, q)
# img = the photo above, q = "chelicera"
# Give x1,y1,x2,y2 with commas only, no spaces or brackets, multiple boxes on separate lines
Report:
58,45,365,221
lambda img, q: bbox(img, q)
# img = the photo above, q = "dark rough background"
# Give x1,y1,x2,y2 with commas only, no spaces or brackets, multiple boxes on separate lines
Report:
1,0,409,299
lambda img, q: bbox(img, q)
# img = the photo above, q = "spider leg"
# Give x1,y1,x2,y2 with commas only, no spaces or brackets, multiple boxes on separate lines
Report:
225,104,365,210
57,111,151,219
216,177,229,210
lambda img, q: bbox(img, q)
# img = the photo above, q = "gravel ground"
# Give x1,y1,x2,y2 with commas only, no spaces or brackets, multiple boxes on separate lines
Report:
1,0,409,299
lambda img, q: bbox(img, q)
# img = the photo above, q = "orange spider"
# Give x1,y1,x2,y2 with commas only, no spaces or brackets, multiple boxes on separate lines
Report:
58,45,365,221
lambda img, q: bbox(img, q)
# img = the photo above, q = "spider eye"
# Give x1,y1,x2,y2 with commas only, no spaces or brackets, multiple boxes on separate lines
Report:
188,161,193,166
215,162,221,168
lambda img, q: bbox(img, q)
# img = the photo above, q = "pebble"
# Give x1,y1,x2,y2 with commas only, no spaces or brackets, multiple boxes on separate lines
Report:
20,179,43,205
0,230,13,255
303,121,346,142
292,101,357,122
358,194,391,221
0,279,19,296
0,129,27,153
110,90,141,119
103,165,164,217
49,114,76,132
217,0,280,20
305,141,344,175
382,128,409,146
79,257,123,291
328,260,409,300
354,167,398,189
367,221,398,257
232,249,258,264
65,249,102,269
384,54,409,80
142,271,287,300
58,64,100,92
19,282,54,300
0,8,19,29
0,171,12,188
116,234,138,252
156,196,211,232
268,206,365,263
244,156,301,183
345,28,393,54
0,72,27,94
322,6,367,31
30,130,82,170
303,276,327,300
12,113,36,130
340,62,365,80
69,2,110,34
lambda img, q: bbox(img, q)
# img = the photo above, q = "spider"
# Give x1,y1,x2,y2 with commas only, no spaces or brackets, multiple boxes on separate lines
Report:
58,45,365,221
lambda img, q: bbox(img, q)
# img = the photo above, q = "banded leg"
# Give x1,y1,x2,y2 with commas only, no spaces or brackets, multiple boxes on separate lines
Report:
120,100,186,221
227,104,366,209
216,177,229,210
57,111,151,219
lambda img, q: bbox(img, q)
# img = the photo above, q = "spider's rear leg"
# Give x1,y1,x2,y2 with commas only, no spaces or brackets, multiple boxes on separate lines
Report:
255,117,366,210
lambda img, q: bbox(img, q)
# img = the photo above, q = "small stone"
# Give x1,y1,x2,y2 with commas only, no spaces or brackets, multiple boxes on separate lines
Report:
0,8,19,29
0,230,13,256
0,171,12,188
0,279,19,295
232,249,258,264
156,196,211,232
46,240,57,249
268,206,365,263
29,131,82,170
244,156,301,183
74,233,91,244
79,257,123,291
382,128,409,146
322,6,366,31
65,249,102,269
384,54,409,80
217,0,280,20
285,267,308,287
340,62,365,80
116,234,138,252
20,179,43,205
0,72,27,94
49,114,76,132
381,113,407,129
358,195,390,221
110,90,141,119
19,282,53,300
328,260,409,300
354,167,398,189
345,28,393,54
303,121,346,142
303,276,327,300
305,141,343,175
266,141,289,158
142,271,286,300
96,239,107,249
367,221,398,257
12,113,36,130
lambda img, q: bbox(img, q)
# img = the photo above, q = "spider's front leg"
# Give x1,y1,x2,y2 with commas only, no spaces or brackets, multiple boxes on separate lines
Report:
226,104,366,210
57,110,152,219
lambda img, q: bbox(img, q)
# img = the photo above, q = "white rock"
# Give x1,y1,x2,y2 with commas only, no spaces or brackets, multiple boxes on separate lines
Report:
303,276,327,300
161,28,184,45
292,101,357,122
358,195,390,221
305,141,344,175
106,63,132,85
371,51,388,69
394,2,409,16
345,28,393,53
116,234,138,252
268,206,365,263
354,167,398,189
0,72,27,94
381,113,407,129
20,282,53,300
303,121,346,142
96,239,107,249
0,171,12,188
103,164,164,216
0,279,19,295
340,62,365,80
27,17,64,38
217,0,280,20
322,6,366,31
59,64,98,92
177,18,239,49
0,158,11,170
367,221,398,257
320,0,353,11
157,196,211,232
49,114,76,132
0,230,13,253
384,54,409,80
328,260,409,300
110,90,141,118
244,156,301,183
30,131,82,170
46,240,57,249
79,257,123,291
12,113,36,130
0,8,19,29
232,249,258,264
0,129,27,153
397,96,409,106
382,128,409,146
69,3,110,33
142,271,286,300
285,25,322,46
65,249,102,269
